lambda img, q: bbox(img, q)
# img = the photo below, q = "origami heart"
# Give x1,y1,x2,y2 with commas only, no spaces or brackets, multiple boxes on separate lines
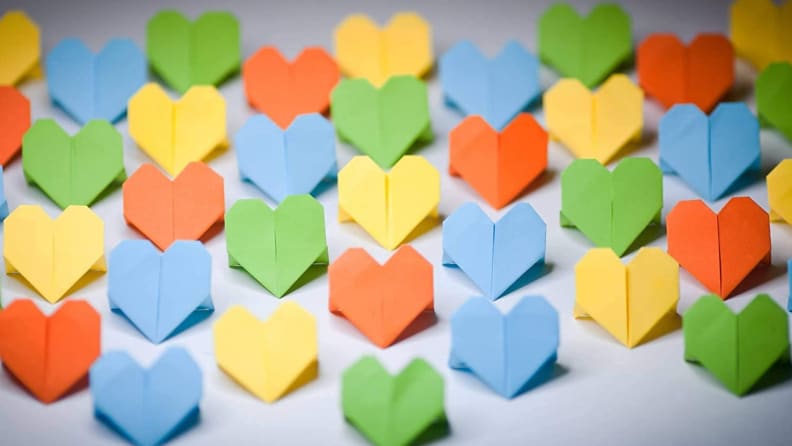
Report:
575,247,679,348
544,74,643,164
243,46,339,128
439,40,541,130
214,303,317,402
449,113,547,208
22,119,126,208
539,3,632,87
730,0,792,70
334,12,433,86
128,83,227,176
235,113,337,202
684,294,790,395
767,159,792,224
0,167,7,219
443,202,546,299
449,296,559,398
338,156,439,250
0,11,40,85
123,162,225,251
659,103,759,201
667,197,771,298
45,38,146,124
331,76,432,168
0,86,29,165
0,299,100,403
146,10,240,93
756,62,792,142
561,158,662,256
90,348,202,446
4,205,105,303
225,195,328,297
329,246,434,348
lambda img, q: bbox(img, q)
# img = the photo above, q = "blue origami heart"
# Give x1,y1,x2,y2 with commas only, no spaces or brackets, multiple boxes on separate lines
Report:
659,102,760,201
46,38,146,125
439,40,540,130
443,202,546,299
90,348,202,446
0,166,8,220
449,296,559,398
235,113,337,203
109,240,213,343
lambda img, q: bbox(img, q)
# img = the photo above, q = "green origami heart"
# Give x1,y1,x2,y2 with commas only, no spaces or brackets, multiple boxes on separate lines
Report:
146,10,241,93
22,119,126,209
331,76,433,169
756,62,792,142
538,3,632,88
225,195,328,297
683,294,790,396
560,158,662,256
342,356,449,446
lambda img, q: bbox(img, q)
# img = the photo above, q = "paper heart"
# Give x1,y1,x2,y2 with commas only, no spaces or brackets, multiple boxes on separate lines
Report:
659,103,759,201
439,40,541,130
90,348,202,446
329,246,434,348
767,159,792,224
331,76,432,168
756,62,792,142
449,113,547,208
667,197,771,298
539,3,632,87
214,303,317,403
544,74,643,164
561,158,662,256
338,156,439,250
0,299,100,403
730,0,792,70
334,12,433,86
442,202,546,299
45,38,146,124
637,33,734,113
684,294,790,395
243,46,339,128
225,195,328,297
0,86,30,165
146,10,240,93
4,205,105,303
0,167,7,219
0,11,40,86
235,113,337,202
128,83,227,176
22,119,126,208
449,296,559,398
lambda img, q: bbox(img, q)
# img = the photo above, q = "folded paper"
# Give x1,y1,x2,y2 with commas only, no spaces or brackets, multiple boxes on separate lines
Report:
4,205,105,303
338,155,439,250
0,167,7,219
667,197,771,298
561,158,662,256
214,302,317,403
756,62,792,142
768,159,792,224
439,40,540,130
0,85,30,165
235,113,337,203
684,294,790,395
329,246,434,348
0,10,40,86
450,296,559,398
443,202,546,299
128,83,227,176
243,46,339,128
226,195,327,297
0,299,99,403
544,74,643,164
659,102,759,201
730,0,792,70
449,113,547,209
22,118,126,208
123,162,224,251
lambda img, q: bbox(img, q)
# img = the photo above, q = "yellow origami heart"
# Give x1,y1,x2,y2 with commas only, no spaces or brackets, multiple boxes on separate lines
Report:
4,205,105,303
768,159,792,223
544,74,643,165
731,0,792,70
0,10,41,85
574,247,679,348
213,303,317,403
128,82,227,176
338,155,439,250
334,12,433,86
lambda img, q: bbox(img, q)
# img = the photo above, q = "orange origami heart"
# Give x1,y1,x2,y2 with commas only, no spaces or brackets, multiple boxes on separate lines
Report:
0,85,30,165
667,197,770,298
0,299,100,403
449,113,548,209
